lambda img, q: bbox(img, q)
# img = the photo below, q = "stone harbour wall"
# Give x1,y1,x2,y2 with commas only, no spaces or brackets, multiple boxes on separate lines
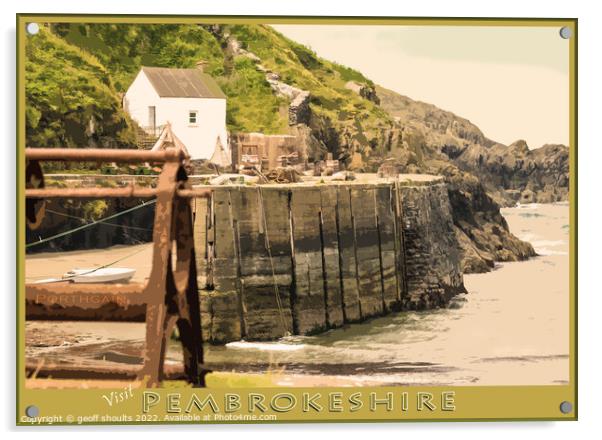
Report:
193,177,465,343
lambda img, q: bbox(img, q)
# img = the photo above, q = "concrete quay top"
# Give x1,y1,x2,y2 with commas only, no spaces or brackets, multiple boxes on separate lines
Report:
192,173,444,189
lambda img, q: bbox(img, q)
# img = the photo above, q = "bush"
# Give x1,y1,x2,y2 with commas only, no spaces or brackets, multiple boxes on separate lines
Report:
25,27,137,150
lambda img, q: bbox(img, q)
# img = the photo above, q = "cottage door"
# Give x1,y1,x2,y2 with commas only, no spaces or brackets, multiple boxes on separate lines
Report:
148,106,156,134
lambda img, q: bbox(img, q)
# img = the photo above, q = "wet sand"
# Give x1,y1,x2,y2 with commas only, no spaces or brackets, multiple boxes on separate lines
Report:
24,203,570,387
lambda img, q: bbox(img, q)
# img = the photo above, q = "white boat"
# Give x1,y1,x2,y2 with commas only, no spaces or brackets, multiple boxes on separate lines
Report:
62,267,136,284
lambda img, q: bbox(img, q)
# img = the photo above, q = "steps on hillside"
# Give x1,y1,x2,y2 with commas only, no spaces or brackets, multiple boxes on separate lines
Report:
135,125,163,150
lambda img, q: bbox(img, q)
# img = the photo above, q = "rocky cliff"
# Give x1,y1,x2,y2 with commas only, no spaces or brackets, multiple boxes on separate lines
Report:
376,86,569,207
452,140,569,205
440,165,535,272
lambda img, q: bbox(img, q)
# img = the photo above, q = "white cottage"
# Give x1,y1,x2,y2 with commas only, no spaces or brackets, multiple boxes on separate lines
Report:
123,66,228,160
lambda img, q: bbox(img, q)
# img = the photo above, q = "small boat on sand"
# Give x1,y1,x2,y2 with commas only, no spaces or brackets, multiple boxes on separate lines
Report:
62,267,136,283
32,267,136,284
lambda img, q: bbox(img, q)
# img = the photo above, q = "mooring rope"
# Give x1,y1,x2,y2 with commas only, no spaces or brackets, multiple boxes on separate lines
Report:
46,208,154,232
26,199,157,249
257,187,290,336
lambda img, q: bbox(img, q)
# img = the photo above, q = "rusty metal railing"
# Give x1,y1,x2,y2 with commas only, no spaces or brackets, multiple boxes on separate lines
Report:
24,148,211,386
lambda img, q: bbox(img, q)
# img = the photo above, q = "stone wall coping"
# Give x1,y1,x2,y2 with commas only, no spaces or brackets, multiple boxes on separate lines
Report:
194,173,444,190
45,172,445,189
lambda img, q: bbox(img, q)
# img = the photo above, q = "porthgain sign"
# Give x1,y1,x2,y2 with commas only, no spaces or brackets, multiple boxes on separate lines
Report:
17,14,576,424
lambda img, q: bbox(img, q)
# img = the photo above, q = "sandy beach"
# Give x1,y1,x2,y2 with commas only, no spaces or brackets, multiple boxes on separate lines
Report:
26,243,154,284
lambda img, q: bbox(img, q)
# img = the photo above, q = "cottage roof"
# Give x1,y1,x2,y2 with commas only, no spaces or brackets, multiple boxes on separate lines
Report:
141,66,226,99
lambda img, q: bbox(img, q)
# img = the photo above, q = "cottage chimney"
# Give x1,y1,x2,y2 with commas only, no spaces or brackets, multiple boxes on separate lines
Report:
195,60,209,72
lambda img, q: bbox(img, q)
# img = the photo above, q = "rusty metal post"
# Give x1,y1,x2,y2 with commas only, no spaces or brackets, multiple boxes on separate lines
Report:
24,147,211,386
172,192,205,386
137,161,179,386
25,159,46,230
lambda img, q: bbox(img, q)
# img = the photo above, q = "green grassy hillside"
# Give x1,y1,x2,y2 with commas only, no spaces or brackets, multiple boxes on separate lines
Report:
25,27,135,149
25,23,403,164
225,24,395,156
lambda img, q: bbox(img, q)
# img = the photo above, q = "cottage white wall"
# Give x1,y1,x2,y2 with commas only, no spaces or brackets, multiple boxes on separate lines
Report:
124,71,229,160
123,71,161,128
154,97,228,160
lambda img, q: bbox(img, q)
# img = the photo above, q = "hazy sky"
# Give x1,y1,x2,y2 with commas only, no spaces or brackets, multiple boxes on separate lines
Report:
272,25,570,149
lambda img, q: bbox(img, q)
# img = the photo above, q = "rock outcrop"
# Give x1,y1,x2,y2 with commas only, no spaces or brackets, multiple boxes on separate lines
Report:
345,81,380,105
440,166,536,272
288,91,311,125
376,85,569,208
223,32,312,127
452,140,569,205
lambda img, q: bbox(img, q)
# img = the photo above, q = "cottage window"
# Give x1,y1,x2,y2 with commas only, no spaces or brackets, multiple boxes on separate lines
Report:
189,111,198,125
